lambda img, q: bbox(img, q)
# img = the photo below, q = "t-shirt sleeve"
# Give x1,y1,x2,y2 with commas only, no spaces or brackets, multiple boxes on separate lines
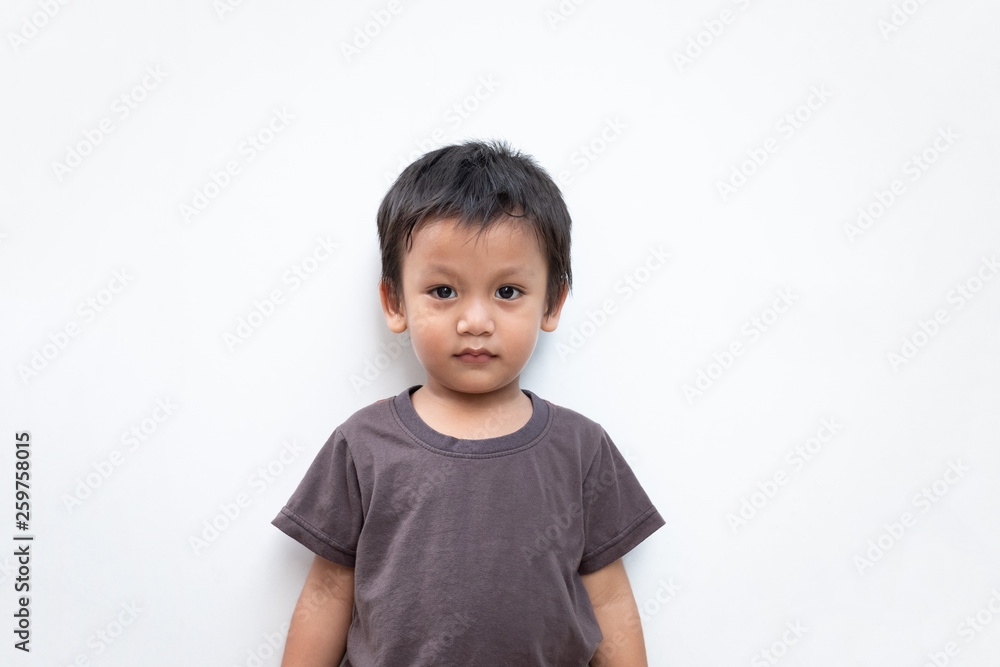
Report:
271,427,364,567
578,429,665,575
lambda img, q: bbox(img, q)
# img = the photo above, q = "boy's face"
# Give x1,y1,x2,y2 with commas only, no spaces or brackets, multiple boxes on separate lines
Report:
380,217,566,398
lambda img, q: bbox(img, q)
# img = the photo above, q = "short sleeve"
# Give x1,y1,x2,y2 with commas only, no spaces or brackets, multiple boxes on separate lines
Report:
578,429,664,575
271,428,364,567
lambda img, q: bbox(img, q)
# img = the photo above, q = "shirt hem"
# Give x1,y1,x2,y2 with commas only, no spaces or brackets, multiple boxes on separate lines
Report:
272,507,357,567
578,507,665,574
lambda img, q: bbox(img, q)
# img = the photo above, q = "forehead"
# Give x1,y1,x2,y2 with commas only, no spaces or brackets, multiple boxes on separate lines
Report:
405,217,545,269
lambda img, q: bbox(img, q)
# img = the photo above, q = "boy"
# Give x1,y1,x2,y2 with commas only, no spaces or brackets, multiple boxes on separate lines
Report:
273,140,664,666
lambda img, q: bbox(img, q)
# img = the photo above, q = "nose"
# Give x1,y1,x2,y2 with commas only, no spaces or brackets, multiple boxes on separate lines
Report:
457,296,494,336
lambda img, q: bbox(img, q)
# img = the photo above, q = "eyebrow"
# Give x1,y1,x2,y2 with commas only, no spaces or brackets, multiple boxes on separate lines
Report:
421,264,535,280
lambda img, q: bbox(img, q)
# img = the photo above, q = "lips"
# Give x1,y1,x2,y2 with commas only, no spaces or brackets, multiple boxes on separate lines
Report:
455,348,495,363
458,347,493,356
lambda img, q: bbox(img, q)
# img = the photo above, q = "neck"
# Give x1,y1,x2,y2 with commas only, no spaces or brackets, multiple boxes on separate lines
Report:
411,381,532,439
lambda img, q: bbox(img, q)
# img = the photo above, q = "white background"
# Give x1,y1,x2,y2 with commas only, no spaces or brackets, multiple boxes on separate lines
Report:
2,0,999,665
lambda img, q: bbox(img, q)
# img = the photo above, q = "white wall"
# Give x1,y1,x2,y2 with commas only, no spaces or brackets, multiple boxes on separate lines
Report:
3,0,999,665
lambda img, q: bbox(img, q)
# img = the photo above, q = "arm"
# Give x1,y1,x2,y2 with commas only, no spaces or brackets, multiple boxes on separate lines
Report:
281,555,355,667
581,558,648,667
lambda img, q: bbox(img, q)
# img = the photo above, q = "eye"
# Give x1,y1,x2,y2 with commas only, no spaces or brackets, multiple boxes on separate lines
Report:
495,286,521,300
431,286,455,299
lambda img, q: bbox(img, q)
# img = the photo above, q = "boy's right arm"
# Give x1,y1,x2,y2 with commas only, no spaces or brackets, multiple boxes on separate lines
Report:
281,554,355,667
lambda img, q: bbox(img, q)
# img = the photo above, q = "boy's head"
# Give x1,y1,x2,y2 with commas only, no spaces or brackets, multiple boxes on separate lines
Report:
377,140,572,319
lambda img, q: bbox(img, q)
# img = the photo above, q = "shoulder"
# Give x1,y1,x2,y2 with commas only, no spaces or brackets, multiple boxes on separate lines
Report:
312,394,404,469
535,393,608,445
313,394,401,453
337,393,398,435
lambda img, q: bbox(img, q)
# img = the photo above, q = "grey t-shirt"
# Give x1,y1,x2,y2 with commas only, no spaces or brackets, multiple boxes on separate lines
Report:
273,385,664,666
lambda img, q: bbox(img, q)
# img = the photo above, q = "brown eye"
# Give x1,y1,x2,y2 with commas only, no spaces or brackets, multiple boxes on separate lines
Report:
432,286,455,299
496,286,520,300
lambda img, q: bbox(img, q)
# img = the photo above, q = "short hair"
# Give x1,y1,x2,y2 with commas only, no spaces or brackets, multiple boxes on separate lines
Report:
377,139,572,317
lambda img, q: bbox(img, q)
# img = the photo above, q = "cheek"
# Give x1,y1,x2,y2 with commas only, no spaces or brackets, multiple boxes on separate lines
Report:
506,323,539,355
405,312,447,357
406,335,435,372
406,307,445,337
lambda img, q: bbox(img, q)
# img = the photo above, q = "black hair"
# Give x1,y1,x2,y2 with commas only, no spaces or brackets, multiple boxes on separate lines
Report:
377,139,572,316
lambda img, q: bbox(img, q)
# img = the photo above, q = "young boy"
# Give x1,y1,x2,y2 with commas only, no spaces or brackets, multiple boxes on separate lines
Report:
273,140,664,666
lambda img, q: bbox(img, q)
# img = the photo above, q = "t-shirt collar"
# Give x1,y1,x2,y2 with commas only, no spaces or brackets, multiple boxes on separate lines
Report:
392,385,550,456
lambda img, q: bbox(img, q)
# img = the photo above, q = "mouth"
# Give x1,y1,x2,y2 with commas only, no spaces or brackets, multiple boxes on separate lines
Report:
455,348,495,363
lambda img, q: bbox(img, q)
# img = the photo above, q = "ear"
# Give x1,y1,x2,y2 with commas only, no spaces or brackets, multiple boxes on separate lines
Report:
379,281,408,333
540,283,569,333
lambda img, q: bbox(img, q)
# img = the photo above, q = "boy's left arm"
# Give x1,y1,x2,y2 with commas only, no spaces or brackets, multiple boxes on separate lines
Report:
581,558,648,667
